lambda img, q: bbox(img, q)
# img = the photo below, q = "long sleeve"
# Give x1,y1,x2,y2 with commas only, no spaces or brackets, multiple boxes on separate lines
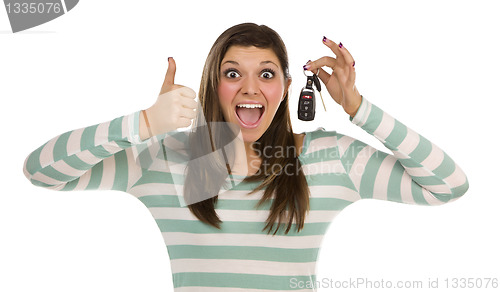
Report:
337,96,469,205
23,111,146,192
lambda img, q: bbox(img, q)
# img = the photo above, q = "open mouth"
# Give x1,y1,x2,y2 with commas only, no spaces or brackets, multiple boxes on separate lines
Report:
234,103,265,129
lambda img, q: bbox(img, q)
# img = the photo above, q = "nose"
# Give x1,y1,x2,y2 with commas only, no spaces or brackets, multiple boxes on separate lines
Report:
241,76,259,96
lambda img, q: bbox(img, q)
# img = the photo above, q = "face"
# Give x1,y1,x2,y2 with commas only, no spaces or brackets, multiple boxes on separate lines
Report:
218,46,290,143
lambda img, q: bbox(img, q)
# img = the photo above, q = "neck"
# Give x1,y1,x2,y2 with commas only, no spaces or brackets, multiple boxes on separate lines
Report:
245,140,263,158
229,136,260,176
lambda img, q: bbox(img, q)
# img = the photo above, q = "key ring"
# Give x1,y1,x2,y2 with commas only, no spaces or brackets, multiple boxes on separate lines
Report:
303,68,319,77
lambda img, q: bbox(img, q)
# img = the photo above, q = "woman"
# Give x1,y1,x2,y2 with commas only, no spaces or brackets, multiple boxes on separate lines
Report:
23,23,469,291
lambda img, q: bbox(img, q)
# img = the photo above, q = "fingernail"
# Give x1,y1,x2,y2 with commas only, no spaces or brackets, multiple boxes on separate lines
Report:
306,60,311,64
339,42,343,48
322,36,327,42
168,57,172,61
303,64,310,70
352,61,355,67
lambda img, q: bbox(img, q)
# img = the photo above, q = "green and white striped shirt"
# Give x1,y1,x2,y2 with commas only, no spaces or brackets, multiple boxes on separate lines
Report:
23,96,469,291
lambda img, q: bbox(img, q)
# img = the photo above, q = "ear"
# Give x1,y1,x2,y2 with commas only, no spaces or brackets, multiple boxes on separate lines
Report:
281,78,292,102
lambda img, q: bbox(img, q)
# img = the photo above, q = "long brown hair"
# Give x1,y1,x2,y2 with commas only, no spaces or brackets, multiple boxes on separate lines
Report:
183,23,310,235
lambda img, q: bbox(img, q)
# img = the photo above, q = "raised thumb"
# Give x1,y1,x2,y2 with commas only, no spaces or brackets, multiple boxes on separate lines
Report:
160,57,176,94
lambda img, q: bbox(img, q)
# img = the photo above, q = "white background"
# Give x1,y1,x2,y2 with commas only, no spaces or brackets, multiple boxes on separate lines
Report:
1,0,499,291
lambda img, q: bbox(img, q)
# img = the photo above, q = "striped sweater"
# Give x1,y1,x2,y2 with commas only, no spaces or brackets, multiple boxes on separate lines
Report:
23,96,469,291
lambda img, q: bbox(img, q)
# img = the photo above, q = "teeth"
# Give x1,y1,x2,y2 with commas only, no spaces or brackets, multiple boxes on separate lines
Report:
236,104,263,109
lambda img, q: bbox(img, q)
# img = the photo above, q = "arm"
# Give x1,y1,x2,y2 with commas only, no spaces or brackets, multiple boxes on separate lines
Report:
23,56,199,192
23,111,146,192
337,96,469,205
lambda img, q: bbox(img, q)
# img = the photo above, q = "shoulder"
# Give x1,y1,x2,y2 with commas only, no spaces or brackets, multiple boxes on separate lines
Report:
295,127,340,158
293,132,306,144
293,132,306,157
299,127,338,142
298,128,371,163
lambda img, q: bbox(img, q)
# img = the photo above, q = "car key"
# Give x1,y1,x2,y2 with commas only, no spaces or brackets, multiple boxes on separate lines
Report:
312,74,327,112
298,75,316,121
298,73,327,121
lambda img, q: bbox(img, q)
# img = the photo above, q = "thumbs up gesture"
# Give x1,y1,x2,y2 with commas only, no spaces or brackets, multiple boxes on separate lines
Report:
143,58,198,138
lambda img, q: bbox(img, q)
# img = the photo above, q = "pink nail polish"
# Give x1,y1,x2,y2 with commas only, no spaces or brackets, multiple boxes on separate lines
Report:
352,61,355,67
339,42,343,48
323,36,327,42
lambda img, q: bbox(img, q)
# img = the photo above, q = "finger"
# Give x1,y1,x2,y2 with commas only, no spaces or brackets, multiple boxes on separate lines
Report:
177,117,192,128
306,56,338,72
161,57,176,94
180,107,197,119
179,96,198,110
161,86,196,99
337,43,355,67
177,86,196,99
322,37,344,63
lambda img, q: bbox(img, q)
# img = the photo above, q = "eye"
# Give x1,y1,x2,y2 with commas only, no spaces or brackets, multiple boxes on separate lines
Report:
260,69,275,79
223,69,241,78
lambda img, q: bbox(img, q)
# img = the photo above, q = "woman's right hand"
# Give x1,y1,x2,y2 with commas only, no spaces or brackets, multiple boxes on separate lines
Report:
142,57,198,138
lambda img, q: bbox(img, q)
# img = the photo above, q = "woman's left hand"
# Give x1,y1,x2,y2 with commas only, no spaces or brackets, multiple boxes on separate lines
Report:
304,37,362,118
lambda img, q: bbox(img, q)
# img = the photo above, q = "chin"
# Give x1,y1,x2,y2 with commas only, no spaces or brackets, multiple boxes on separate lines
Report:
238,126,264,143
242,133,261,144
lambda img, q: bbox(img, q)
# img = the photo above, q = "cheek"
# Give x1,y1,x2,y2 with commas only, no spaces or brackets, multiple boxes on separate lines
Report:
262,82,284,106
217,81,239,121
217,81,238,105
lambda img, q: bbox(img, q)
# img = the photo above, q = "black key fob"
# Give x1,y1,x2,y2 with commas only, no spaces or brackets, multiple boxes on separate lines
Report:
298,76,315,121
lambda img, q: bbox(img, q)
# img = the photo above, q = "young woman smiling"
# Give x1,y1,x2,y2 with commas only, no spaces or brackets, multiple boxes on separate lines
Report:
23,23,469,291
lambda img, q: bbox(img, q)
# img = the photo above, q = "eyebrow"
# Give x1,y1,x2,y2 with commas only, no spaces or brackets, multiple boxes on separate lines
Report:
221,60,279,67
